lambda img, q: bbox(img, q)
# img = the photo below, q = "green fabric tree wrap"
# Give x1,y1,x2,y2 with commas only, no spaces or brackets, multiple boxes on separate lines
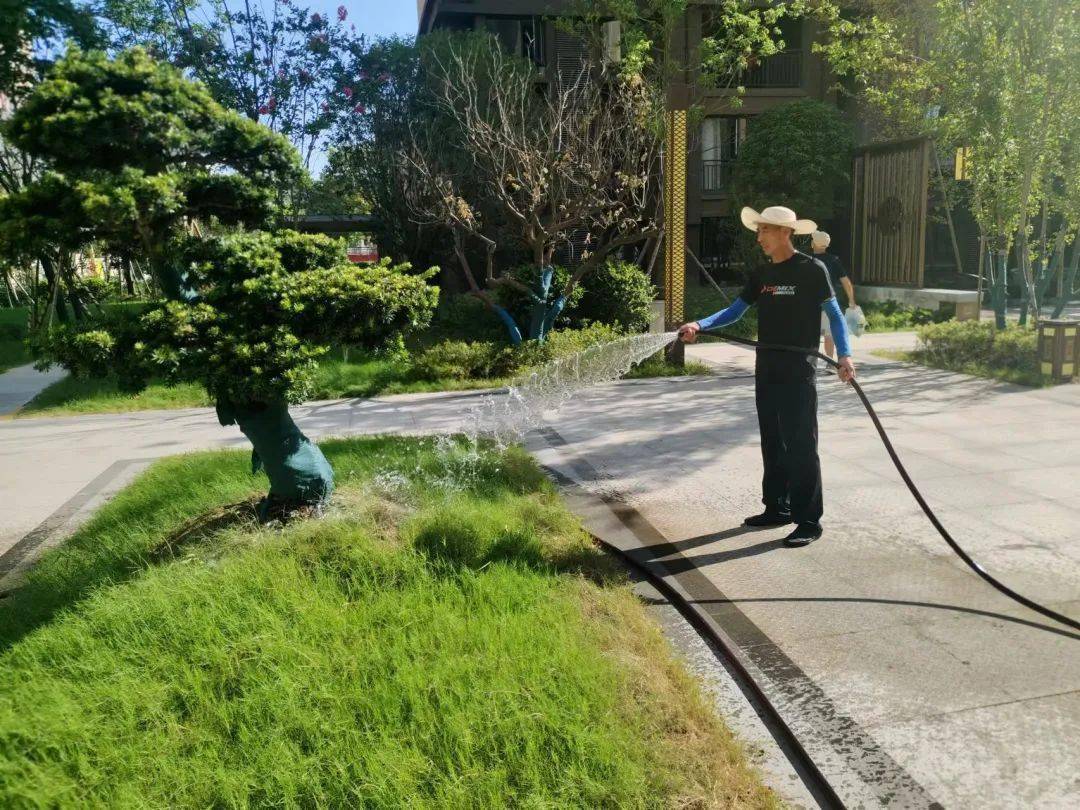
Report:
218,399,334,517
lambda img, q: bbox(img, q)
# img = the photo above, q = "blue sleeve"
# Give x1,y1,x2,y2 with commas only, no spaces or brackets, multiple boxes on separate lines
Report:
823,297,852,357
696,297,750,331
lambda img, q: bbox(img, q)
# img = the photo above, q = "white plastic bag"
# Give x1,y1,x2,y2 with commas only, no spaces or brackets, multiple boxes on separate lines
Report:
845,305,867,337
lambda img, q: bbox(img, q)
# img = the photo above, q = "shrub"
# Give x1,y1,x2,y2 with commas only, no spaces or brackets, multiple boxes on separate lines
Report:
412,340,503,381
863,299,951,332
412,323,631,383
567,260,655,333
430,295,506,343
544,323,626,357
915,321,1038,378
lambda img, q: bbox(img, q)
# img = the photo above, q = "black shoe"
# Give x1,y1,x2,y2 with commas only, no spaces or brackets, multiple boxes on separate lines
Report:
783,523,823,547
744,510,793,528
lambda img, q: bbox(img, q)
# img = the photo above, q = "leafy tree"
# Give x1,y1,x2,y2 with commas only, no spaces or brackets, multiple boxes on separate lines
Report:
817,0,1080,326
0,0,100,94
329,36,456,270
2,48,437,515
732,99,855,220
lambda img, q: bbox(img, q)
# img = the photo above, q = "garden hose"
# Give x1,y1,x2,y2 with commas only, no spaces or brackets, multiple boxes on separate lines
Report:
695,330,1080,634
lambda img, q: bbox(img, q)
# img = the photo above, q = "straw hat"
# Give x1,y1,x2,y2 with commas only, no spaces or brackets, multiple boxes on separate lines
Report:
811,230,831,247
740,205,817,235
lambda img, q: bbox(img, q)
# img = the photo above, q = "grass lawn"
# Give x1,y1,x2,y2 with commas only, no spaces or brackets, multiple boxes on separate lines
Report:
0,437,777,808
0,307,32,373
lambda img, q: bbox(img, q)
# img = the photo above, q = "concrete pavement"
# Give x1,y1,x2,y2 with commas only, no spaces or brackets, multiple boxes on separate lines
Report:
1,354,1078,808
0,362,67,416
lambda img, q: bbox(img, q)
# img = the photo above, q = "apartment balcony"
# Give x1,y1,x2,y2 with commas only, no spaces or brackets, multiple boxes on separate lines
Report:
742,49,802,89
702,159,737,195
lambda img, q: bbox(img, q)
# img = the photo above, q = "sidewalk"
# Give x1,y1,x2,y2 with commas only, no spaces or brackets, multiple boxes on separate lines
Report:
1,359,1078,807
538,359,1080,809
0,363,67,416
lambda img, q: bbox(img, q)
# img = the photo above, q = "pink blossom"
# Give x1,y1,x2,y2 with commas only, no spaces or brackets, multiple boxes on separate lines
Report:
337,5,347,22
277,69,286,80
258,104,269,115
267,97,277,111
378,72,390,83
353,103,366,114
342,86,353,99
320,101,330,112
311,12,322,24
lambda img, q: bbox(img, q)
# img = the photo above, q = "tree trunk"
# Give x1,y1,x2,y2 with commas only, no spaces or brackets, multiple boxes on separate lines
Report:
1034,229,1066,312
61,257,87,322
1016,227,1031,326
2,268,15,307
122,255,135,296
992,247,1008,330
39,254,68,325
1052,237,1080,319
217,398,335,518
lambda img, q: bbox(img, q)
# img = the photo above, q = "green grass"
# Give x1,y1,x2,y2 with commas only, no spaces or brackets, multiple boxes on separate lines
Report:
0,307,32,373
0,437,777,808
310,353,509,399
17,376,212,416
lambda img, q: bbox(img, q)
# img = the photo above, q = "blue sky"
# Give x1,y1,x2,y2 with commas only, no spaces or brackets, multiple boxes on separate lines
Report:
310,1,418,39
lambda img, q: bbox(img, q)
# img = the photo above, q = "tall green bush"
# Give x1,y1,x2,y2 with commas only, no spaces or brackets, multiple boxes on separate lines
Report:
568,260,656,333
732,100,855,221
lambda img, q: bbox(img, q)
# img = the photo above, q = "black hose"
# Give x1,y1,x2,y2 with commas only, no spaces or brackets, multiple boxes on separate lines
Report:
587,530,848,810
691,331,1080,634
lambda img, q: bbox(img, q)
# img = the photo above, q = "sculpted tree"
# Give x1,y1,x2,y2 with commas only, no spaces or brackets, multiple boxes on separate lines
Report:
1,48,437,516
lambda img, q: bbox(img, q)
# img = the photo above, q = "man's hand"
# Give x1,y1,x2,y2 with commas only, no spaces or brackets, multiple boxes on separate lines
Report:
837,355,856,383
678,322,701,343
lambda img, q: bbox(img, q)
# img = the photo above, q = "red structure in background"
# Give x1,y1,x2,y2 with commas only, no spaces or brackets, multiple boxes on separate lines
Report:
347,243,379,264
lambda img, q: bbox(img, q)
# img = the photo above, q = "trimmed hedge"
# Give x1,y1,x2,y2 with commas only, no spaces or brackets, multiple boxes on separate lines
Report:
913,321,1041,385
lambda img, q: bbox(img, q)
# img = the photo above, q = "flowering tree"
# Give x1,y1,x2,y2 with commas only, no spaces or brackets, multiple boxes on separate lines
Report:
96,0,368,172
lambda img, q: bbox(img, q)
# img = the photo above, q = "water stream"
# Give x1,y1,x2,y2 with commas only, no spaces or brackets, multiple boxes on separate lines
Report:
411,332,681,492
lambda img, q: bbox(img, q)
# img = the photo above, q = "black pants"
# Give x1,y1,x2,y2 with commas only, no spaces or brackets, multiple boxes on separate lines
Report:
754,376,823,525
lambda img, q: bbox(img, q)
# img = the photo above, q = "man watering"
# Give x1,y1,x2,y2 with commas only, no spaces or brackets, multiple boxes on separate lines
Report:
678,206,856,547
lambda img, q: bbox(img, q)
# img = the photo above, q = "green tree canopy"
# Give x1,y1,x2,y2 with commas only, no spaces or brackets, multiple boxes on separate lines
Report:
816,0,1080,324
731,99,855,222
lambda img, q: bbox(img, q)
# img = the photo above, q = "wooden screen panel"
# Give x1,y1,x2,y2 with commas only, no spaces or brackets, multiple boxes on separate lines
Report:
851,139,929,287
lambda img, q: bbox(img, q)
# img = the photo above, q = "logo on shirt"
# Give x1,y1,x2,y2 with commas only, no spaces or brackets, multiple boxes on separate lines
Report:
761,284,796,296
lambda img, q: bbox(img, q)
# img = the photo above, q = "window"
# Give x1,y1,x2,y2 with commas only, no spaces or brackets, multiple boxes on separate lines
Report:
701,117,749,193
484,17,546,66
